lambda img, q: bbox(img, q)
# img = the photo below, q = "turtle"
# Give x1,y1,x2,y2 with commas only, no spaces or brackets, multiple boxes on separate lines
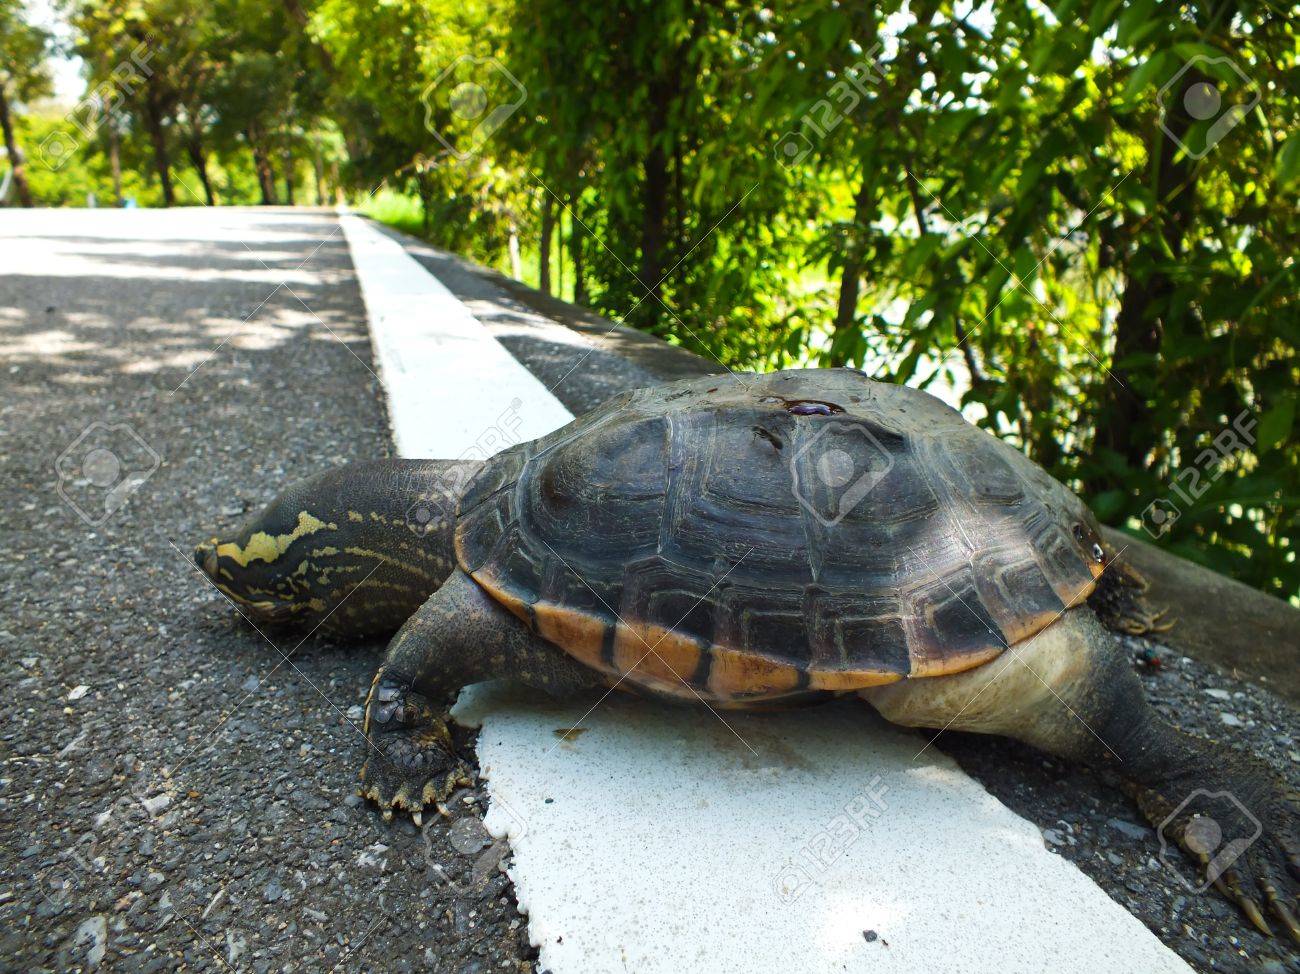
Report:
195,367,1299,944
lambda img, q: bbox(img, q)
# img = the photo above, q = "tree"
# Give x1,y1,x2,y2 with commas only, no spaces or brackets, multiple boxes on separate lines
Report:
0,0,52,207
69,0,194,205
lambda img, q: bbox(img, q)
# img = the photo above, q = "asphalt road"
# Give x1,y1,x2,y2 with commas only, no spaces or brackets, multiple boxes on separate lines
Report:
0,208,534,973
1,207,1296,974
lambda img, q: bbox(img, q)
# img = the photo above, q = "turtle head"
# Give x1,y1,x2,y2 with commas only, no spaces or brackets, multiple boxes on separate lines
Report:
194,460,472,637
193,500,336,628
1069,510,1109,580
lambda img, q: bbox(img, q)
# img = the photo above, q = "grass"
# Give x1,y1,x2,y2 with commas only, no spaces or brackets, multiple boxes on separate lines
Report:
359,188,585,302
359,189,426,238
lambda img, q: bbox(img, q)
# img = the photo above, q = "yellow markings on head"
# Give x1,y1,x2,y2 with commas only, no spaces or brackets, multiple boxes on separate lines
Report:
342,546,439,582
215,511,336,568
213,581,278,610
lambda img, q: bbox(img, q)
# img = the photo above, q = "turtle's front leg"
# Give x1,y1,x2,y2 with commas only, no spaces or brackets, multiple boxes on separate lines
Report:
1087,552,1174,637
360,569,600,819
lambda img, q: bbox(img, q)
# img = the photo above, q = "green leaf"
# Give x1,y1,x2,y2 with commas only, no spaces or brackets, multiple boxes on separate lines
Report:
1115,0,1155,48
1121,52,1168,101
1170,41,1225,64
1276,137,1300,186
1090,489,1128,520
1086,0,1124,35
1256,398,1295,453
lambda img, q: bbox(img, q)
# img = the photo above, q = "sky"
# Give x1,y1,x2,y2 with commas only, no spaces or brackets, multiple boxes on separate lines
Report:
26,0,85,102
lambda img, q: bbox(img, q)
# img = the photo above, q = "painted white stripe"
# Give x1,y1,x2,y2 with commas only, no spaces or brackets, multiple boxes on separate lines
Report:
455,686,1192,974
346,214,1192,974
339,213,573,458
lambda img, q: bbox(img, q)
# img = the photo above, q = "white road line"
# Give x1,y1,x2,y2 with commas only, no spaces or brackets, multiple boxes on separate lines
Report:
344,215,1192,974
339,213,573,458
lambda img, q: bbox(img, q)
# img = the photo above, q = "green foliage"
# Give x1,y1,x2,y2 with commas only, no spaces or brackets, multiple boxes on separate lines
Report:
0,0,53,102
53,0,343,206
360,188,425,237
0,0,54,205
19,111,150,204
22,0,1300,602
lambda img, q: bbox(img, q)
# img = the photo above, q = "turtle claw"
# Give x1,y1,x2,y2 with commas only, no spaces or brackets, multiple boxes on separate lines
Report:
1213,869,1272,937
1145,785,1300,945
1261,878,1300,945
1143,608,1175,634
1090,559,1176,638
359,672,475,819
358,745,473,819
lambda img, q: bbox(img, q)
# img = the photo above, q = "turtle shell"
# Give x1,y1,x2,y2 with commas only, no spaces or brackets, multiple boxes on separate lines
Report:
455,369,1106,705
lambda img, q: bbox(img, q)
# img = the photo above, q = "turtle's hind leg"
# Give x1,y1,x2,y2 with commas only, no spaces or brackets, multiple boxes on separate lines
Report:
863,608,1300,945
359,569,600,819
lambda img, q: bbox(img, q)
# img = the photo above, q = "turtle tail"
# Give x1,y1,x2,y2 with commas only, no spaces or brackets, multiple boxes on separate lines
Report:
193,458,481,639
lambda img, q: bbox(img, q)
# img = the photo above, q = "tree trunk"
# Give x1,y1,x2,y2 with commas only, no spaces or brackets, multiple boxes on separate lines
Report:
636,119,670,329
571,197,586,305
247,129,276,205
107,115,123,206
185,127,216,206
142,77,174,207
416,169,434,236
829,178,876,365
0,85,32,207
630,10,709,329
1093,69,1201,476
282,151,295,206
312,151,325,205
508,228,522,280
538,191,554,295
